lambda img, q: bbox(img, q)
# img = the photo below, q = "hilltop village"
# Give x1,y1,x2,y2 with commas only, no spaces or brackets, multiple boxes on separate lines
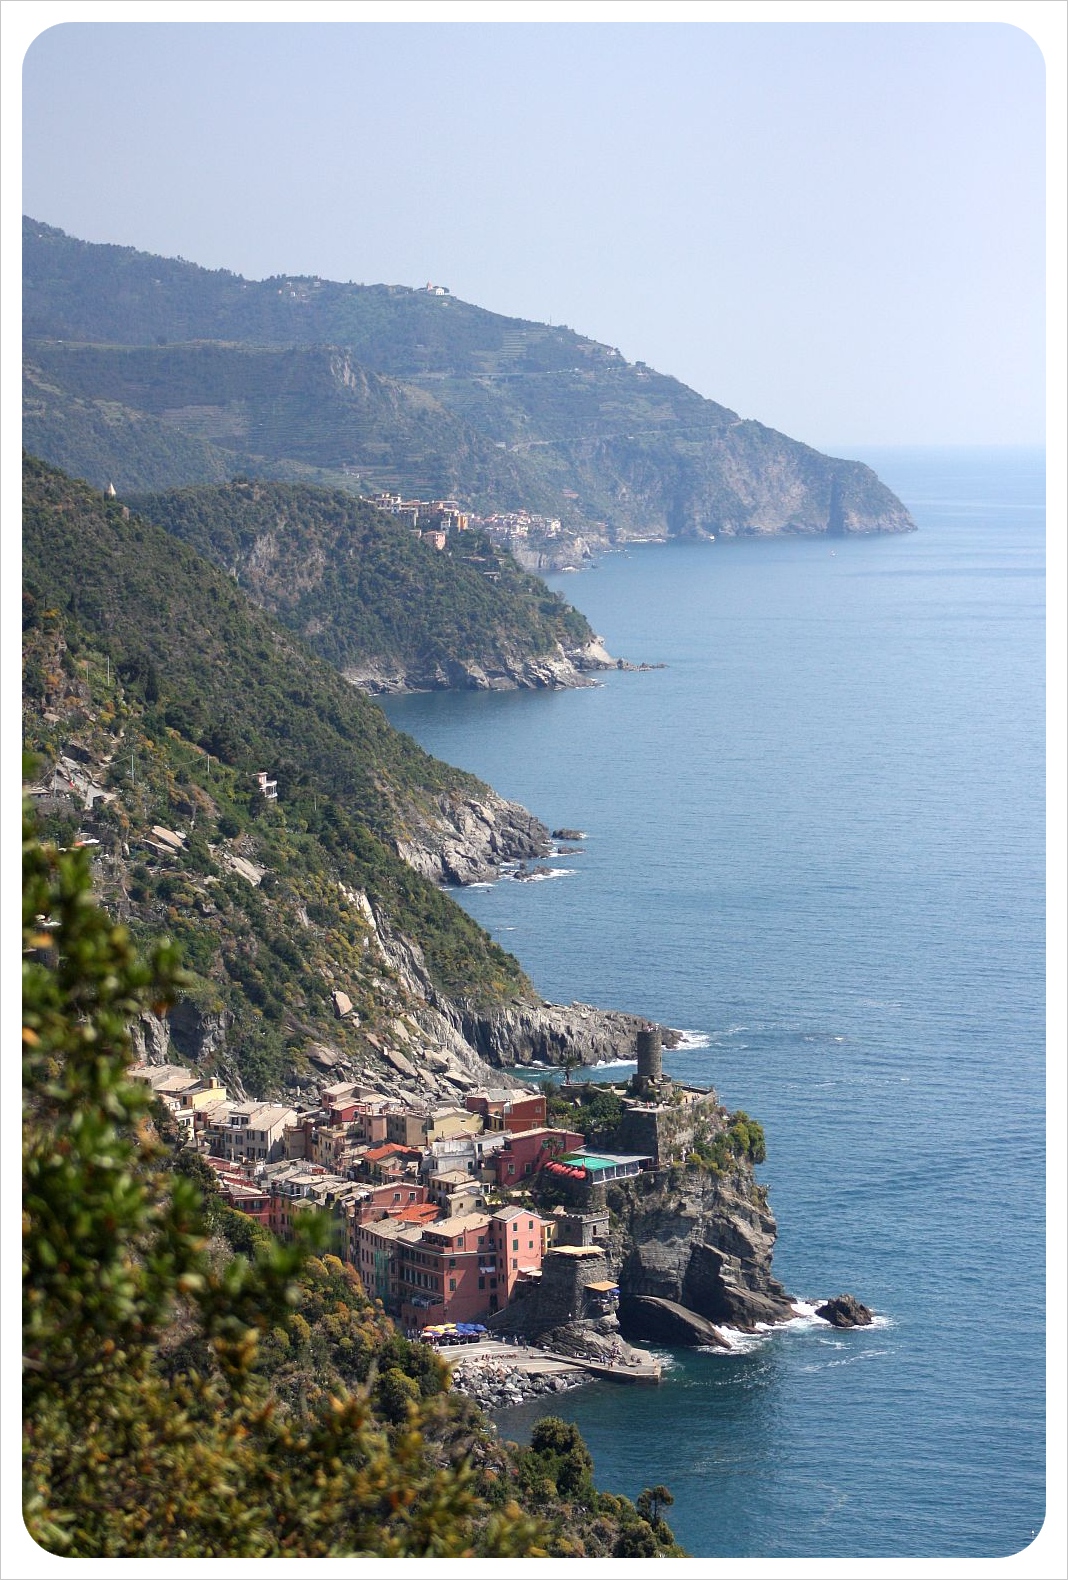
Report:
369,488,570,566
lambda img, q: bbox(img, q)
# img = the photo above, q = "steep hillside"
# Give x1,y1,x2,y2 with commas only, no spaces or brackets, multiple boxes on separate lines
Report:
124,479,606,692
24,218,915,542
22,457,652,1098
25,339,552,507
22,829,684,1559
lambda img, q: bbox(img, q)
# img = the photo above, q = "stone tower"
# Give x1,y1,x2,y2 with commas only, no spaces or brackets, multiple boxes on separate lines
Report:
635,1025,662,1091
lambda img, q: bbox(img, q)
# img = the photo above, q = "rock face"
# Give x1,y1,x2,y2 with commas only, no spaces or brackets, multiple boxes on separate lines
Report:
128,1011,171,1065
395,789,552,886
344,638,616,696
449,999,668,1070
607,1166,795,1333
166,1000,230,1063
618,1295,729,1349
816,1294,874,1328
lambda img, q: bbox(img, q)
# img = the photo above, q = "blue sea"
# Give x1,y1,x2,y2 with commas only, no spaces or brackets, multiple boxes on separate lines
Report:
381,447,1046,1560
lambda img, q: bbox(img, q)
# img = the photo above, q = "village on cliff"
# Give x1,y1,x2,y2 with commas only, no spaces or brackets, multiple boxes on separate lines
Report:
130,1029,737,1381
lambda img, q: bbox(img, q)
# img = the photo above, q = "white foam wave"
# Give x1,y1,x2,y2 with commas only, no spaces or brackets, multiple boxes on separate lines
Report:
798,1350,889,1374
791,1298,888,1329
512,867,576,882
592,1057,638,1070
704,1301,887,1354
672,1029,711,1050
714,1328,769,1354
466,882,493,890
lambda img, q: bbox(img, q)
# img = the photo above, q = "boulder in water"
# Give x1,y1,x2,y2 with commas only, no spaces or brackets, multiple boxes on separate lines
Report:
816,1294,874,1328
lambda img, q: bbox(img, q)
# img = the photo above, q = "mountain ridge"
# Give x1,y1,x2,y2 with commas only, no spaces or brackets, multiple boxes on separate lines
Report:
24,217,916,545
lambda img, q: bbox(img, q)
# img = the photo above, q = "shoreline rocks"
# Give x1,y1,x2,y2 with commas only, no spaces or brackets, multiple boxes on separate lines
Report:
344,637,618,698
448,1356,586,1411
816,1294,874,1328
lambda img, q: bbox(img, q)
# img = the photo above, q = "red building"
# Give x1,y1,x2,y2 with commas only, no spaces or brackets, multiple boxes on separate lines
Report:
354,1180,431,1223
466,1089,547,1133
494,1127,586,1187
397,1207,546,1330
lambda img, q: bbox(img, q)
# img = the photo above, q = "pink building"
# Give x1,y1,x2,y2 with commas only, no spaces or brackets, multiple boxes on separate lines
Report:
397,1207,547,1330
494,1127,585,1187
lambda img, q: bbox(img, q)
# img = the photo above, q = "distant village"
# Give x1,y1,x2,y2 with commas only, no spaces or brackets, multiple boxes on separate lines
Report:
130,1061,669,1336
370,490,564,557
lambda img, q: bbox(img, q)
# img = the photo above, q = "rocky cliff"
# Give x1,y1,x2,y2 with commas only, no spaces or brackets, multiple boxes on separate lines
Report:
393,788,553,885
448,998,675,1070
607,1163,794,1334
342,636,616,696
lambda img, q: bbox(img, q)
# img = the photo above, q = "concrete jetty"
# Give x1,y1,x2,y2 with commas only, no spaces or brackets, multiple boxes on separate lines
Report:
447,1337,662,1385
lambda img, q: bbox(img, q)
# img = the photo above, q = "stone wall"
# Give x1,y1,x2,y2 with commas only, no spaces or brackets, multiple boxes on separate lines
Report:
616,1092,720,1165
487,1245,611,1338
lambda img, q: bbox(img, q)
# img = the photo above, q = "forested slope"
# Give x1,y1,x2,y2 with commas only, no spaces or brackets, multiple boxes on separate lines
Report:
128,478,601,690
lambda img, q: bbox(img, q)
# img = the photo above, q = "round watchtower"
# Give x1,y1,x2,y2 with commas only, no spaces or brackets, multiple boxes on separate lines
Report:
635,1025,662,1087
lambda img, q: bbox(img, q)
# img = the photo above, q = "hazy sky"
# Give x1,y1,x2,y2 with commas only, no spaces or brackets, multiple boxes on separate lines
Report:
21,18,1046,448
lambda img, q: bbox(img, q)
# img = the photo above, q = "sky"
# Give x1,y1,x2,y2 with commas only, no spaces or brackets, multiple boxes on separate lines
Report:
18,14,1048,450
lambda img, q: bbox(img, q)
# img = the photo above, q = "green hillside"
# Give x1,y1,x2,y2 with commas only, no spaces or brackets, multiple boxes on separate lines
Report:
22,818,682,1558
127,479,595,684
23,218,916,540
22,455,537,1094
25,338,553,507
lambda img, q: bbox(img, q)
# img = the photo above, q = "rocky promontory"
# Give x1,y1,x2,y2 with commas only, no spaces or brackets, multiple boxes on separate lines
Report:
344,636,617,696
607,1163,795,1334
447,998,679,1072
395,788,553,886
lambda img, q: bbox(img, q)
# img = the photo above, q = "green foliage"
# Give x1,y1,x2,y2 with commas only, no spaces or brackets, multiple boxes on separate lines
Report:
687,1110,767,1175
21,454,532,1092
128,479,593,676
542,1081,624,1147
22,813,550,1558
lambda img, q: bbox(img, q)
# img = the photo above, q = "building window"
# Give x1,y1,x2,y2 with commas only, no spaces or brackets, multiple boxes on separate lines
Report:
511,1258,517,1270
478,1277,485,1290
512,1239,519,1251
449,1278,456,1292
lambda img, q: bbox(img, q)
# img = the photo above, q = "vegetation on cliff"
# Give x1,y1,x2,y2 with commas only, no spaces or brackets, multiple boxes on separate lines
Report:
24,217,915,539
126,477,594,682
22,455,539,1093
22,821,681,1557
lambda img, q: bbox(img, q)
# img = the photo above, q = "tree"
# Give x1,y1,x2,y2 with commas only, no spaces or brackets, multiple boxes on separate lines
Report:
22,809,547,1558
637,1483,675,1527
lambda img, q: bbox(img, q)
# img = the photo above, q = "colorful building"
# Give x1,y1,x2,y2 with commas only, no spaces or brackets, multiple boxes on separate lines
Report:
494,1127,586,1186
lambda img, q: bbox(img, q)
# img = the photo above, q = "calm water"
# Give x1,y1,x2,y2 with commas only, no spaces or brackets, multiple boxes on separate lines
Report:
381,447,1045,1559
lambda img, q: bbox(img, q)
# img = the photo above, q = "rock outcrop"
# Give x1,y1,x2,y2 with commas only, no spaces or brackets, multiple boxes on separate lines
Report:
395,789,552,886
816,1294,874,1328
449,999,674,1070
344,637,616,696
617,1295,729,1349
607,1164,795,1334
